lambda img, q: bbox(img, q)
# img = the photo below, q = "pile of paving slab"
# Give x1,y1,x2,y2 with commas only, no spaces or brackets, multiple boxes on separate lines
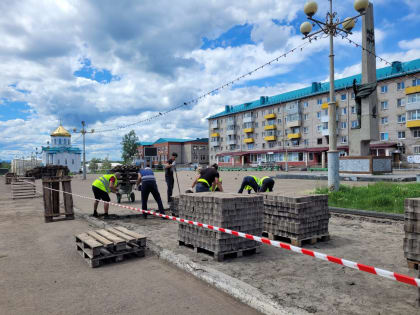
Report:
178,192,263,254
262,194,330,241
404,198,420,263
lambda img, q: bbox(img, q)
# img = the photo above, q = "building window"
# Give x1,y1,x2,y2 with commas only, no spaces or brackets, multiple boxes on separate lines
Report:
303,102,308,108
303,127,308,133
341,122,347,129
57,159,60,164
413,129,420,138
341,136,347,143
341,94,346,101
317,138,323,145
380,132,389,141
381,117,388,125
351,120,359,128
398,131,406,139
413,78,420,86
317,125,322,132
341,107,347,115
397,98,405,107
397,114,406,123
72,159,74,165
277,130,282,136
381,101,388,110
304,114,309,120
303,139,309,146
397,82,405,90
247,143,254,150
380,85,388,93
262,143,265,149
407,93,420,105
407,109,420,121
269,142,276,148
351,106,355,114
262,121,265,127
277,118,282,124
317,111,321,119
65,159,67,165
414,146,420,154
317,99,323,105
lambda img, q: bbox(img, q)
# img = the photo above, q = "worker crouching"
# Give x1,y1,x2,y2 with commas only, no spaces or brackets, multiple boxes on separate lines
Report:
92,172,121,218
238,175,275,194
192,163,223,192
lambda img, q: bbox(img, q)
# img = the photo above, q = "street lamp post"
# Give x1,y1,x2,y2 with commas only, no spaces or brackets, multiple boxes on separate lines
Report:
73,121,95,180
300,0,368,191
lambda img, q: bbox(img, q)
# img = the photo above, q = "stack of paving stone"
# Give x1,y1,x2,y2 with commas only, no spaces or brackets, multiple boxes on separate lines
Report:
404,198,420,265
170,196,180,217
178,192,263,258
262,193,329,244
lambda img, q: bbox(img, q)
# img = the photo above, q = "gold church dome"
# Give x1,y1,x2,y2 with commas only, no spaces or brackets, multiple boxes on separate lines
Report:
51,125,71,137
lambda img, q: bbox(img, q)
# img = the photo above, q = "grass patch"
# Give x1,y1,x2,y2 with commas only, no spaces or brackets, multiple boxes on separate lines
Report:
314,182,420,214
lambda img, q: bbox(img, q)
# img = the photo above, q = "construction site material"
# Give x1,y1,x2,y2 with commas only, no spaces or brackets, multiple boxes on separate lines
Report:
170,196,179,216
262,193,330,246
25,165,69,179
42,176,74,222
110,165,139,181
5,172,15,185
11,177,36,199
404,198,420,270
177,192,263,261
75,226,146,268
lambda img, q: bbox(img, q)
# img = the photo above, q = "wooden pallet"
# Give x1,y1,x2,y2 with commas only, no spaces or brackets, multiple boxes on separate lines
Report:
262,232,330,247
178,240,260,262
11,177,36,199
407,259,420,270
43,176,74,222
75,226,147,268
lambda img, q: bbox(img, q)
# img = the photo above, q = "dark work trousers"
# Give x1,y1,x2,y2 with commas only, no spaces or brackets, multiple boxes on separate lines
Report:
260,178,275,192
238,176,259,194
141,181,165,214
166,176,174,202
196,182,210,192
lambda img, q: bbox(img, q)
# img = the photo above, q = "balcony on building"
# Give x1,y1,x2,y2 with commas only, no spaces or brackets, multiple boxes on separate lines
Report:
406,93,420,111
264,124,277,130
243,127,254,133
286,113,301,128
264,113,276,120
226,126,236,135
227,139,237,145
244,138,254,143
210,120,219,129
287,133,301,139
264,135,277,141
210,132,220,137
243,113,254,123
286,101,301,115
406,85,420,95
210,139,220,147
321,101,338,110
406,109,420,128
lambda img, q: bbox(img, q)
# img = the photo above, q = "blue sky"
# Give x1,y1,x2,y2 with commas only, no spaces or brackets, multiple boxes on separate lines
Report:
0,0,419,160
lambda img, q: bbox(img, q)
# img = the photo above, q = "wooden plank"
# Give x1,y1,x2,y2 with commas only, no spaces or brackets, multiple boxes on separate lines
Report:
114,226,146,240
95,229,125,244
106,227,136,241
43,182,52,217
75,233,103,248
86,231,114,247
52,181,60,214
62,181,74,215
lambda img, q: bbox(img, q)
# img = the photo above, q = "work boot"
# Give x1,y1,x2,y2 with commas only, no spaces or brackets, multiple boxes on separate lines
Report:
103,213,109,219
92,211,98,218
142,213,147,219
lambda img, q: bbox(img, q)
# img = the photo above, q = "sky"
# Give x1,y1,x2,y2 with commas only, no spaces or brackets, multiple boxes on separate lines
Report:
1,0,420,161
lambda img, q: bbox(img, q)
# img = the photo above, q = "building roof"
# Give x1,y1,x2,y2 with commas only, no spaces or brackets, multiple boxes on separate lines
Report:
209,58,420,119
41,146,82,154
154,138,193,144
51,125,71,137
136,141,154,146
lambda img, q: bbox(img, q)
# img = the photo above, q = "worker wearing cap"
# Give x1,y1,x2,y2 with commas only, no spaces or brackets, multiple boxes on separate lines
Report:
238,175,260,194
92,172,121,218
259,176,275,192
136,164,165,219
191,163,223,192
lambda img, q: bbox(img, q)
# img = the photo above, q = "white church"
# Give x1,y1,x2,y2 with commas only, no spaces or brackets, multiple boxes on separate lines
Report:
42,125,82,173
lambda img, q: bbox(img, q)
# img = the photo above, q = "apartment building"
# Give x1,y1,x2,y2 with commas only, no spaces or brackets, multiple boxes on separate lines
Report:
208,58,420,167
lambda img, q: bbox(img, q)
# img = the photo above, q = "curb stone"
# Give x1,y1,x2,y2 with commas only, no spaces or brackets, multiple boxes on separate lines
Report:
76,210,308,315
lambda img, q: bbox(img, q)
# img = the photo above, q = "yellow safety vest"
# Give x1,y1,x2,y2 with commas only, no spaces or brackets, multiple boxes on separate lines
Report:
92,174,118,193
210,178,222,191
197,178,210,187
245,176,260,191
260,176,270,192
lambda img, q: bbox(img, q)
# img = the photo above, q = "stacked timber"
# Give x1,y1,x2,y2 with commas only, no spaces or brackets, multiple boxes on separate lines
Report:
26,165,69,179
262,194,330,246
110,165,139,181
75,226,147,268
178,192,263,261
404,198,420,269
11,177,36,199
5,172,15,184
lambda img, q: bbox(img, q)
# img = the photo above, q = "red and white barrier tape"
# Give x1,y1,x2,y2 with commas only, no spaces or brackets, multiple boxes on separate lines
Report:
25,179,420,288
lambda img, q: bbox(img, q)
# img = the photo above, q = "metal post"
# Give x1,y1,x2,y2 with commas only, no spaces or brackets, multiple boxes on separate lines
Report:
285,143,289,172
82,121,86,180
327,0,339,191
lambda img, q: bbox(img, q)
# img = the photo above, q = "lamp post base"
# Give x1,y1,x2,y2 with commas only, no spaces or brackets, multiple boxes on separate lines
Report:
327,150,340,191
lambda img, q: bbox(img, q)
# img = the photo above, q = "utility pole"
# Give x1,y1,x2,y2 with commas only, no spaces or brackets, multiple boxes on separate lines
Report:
73,121,94,180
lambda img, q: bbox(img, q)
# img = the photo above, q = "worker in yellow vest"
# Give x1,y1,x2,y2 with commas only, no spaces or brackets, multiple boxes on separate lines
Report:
191,164,223,192
92,172,121,218
259,176,275,192
238,175,260,194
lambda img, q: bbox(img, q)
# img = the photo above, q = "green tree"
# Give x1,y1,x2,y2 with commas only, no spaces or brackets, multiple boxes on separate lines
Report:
0,161,11,170
121,130,139,164
101,157,112,172
89,158,100,173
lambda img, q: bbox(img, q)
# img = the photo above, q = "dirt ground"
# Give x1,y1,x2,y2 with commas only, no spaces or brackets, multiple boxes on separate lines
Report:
35,171,420,314
0,181,261,315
